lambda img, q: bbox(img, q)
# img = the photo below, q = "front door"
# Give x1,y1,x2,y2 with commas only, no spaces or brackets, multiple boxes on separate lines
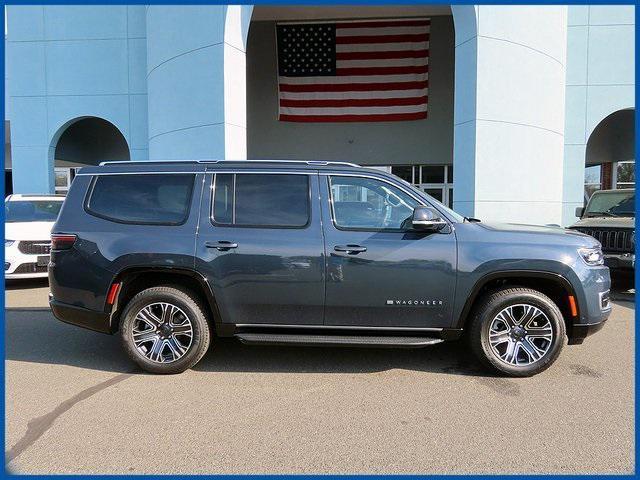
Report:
320,173,457,328
196,171,325,326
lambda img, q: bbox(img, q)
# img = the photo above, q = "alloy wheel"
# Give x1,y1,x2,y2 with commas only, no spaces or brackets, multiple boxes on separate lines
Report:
488,304,554,366
131,302,194,363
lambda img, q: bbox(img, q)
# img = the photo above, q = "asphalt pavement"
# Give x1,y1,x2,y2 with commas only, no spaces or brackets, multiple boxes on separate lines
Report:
4,279,635,474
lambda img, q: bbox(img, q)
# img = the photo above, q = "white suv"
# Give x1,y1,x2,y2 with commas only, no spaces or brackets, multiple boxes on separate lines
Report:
5,194,65,279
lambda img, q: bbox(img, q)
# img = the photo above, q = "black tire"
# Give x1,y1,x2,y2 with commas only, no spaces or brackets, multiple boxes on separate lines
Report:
120,286,211,374
467,287,565,377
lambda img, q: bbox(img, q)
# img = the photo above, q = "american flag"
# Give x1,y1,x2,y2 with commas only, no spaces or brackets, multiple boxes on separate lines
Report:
276,18,430,122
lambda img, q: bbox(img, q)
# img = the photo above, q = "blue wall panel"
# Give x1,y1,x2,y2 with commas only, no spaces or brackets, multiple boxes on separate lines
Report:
7,5,149,193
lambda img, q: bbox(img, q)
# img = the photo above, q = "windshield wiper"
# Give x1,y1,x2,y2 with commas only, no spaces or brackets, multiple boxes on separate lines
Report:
464,216,481,223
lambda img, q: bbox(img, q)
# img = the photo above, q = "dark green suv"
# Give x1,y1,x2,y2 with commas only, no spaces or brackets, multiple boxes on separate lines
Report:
570,189,634,288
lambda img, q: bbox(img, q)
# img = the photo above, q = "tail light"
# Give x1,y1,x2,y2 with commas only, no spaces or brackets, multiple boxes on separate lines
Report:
51,234,77,250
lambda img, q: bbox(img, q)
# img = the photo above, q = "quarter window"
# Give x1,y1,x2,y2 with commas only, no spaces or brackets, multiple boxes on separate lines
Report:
329,176,418,230
86,174,194,225
212,174,310,228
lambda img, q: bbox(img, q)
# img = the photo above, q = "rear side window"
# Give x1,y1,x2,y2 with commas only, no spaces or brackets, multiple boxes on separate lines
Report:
86,174,195,225
212,173,309,228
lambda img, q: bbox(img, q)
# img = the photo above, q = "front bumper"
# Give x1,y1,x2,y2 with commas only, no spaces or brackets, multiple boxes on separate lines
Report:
5,243,50,279
604,252,635,271
567,265,612,345
569,318,608,344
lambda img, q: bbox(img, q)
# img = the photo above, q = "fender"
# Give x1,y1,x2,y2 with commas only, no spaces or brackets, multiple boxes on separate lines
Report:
453,269,582,330
107,266,228,334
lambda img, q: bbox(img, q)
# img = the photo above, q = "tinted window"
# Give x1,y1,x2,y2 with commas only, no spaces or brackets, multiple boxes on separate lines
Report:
213,174,234,224
87,174,194,225
329,176,418,230
212,174,309,228
5,200,63,223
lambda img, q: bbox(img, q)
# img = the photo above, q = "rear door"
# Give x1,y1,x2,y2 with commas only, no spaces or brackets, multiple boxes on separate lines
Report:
196,169,325,326
320,172,457,328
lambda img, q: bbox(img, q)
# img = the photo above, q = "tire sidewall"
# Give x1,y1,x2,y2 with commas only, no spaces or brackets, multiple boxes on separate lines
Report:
478,291,565,376
120,288,209,374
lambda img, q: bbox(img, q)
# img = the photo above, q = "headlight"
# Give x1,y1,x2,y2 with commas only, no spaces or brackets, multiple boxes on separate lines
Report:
5,240,14,247
578,247,604,266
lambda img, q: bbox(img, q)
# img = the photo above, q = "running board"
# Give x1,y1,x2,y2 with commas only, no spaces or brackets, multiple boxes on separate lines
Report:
234,333,444,348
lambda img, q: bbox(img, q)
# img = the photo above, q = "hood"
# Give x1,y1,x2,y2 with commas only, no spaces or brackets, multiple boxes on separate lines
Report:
570,216,635,229
475,221,597,245
5,221,55,241
479,221,584,236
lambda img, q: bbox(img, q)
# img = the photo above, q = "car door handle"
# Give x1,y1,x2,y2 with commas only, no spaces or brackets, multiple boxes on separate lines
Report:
206,241,238,251
334,244,367,254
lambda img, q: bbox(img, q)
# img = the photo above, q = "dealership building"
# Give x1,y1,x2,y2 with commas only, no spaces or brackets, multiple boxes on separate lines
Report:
4,5,635,226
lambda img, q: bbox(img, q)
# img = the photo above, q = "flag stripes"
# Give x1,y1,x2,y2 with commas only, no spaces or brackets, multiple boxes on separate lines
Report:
277,18,430,122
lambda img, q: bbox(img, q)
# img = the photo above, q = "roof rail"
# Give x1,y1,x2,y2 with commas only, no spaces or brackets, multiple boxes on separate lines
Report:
99,159,361,168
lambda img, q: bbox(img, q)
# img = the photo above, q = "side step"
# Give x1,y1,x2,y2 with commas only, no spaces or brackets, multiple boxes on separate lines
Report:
234,333,444,348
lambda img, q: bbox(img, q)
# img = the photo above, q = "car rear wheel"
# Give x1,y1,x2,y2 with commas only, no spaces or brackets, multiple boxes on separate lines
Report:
468,287,565,377
120,286,211,374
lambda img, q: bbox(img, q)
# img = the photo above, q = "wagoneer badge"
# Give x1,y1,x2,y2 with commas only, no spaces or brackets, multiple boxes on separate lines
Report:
386,299,443,306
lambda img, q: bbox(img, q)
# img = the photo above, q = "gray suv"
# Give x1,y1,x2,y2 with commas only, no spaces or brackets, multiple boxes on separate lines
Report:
49,160,611,376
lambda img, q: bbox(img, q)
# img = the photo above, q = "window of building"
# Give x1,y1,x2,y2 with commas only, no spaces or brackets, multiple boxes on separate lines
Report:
86,174,195,225
212,174,310,228
390,164,454,208
584,165,602,200
615,161,635,189
54,167,80,194
329,175,418,231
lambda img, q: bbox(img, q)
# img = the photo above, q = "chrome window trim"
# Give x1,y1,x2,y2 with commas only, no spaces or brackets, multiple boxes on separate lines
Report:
76,171,198,176
206,170,316,175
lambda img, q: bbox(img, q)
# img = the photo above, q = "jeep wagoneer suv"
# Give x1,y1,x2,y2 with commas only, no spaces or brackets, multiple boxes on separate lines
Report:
49,160,611,376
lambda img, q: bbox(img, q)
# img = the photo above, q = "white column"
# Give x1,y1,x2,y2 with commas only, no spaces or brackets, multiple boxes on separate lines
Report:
453,6,568,225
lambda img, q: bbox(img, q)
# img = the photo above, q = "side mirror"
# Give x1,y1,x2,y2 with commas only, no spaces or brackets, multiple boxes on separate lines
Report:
411,206,447,231
575,206,584,218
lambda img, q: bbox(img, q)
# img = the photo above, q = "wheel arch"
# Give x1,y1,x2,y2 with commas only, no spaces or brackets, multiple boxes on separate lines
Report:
455,270,582,334
107,267,225,334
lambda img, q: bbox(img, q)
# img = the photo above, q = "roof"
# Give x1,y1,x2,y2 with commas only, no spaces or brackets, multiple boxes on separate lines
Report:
99,159,360,168
77,159,382,176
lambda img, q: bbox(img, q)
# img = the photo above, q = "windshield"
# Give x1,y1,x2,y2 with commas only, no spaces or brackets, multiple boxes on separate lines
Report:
399,179,465,222
5,200,63,223
584,191,635,217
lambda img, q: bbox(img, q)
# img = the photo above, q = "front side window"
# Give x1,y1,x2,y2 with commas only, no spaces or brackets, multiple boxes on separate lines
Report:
212,173,310,228
86,174,194,225
329,176,418,230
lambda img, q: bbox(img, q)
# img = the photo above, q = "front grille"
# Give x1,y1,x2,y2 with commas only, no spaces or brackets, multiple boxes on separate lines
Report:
13,263,48,274
572,228,634,253
18,240,51,255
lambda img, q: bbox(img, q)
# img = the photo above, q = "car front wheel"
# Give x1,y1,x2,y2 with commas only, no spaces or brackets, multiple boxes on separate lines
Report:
468,287,565,377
